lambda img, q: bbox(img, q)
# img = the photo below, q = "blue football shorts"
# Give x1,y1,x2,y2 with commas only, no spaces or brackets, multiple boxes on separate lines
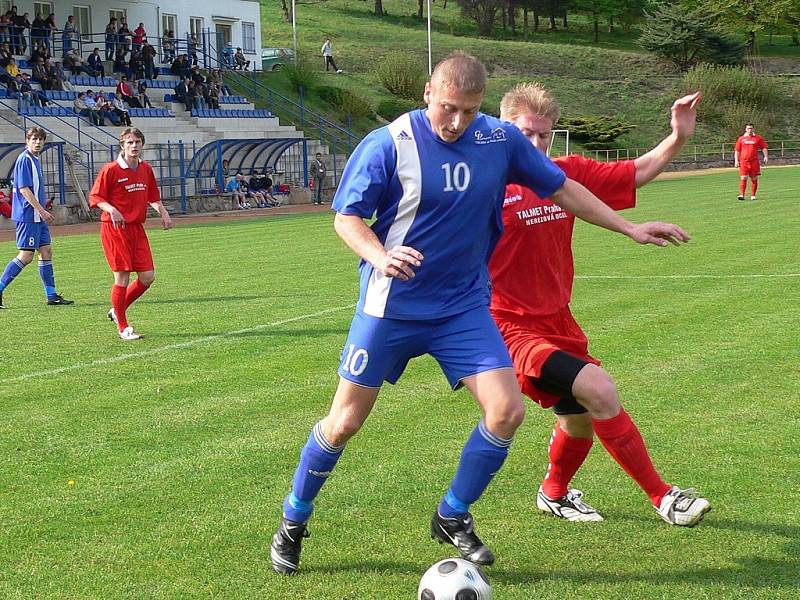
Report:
15,220,51,251
338,304,514,389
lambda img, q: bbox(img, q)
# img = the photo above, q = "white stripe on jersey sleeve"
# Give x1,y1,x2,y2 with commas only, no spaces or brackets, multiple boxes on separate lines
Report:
363,112,423,318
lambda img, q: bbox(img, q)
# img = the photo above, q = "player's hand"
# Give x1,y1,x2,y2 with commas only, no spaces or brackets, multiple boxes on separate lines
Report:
629,221,690,247
670,91,701,141
734,162,739,168
763,157,768,165
108,207,126,229
38,208,54,224
378,245,424,281
161,213,172,230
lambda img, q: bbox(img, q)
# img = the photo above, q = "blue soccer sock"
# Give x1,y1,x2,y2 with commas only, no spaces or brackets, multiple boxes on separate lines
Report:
0,258,26,293
282,421,345,524
438,420,513,518
38,259,57,298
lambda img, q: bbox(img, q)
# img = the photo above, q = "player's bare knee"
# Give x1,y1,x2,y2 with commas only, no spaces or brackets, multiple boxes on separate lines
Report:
139,272,155,286
485,397,525,437
16,250,34,265
322,414,362,446
574,366,620,416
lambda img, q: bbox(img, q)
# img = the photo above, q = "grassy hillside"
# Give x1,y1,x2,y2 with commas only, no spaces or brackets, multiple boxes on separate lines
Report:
258,0,800,148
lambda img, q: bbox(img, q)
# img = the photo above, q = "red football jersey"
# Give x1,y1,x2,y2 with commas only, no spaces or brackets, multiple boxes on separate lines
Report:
734,135,767,162
89,156,160,224
489,155,636,320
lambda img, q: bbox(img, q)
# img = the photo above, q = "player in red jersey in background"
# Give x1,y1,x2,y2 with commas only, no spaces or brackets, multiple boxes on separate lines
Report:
734,123,768,201
490,84,710,526
89,127,172,341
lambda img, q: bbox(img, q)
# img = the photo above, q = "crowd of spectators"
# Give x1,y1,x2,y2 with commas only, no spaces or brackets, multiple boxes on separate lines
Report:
172,66,230,112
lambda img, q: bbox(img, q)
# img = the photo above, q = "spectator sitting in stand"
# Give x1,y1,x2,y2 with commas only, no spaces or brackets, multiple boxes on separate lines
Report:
233,47,250,71
30,56,50,89
111,94,132,126
206,82,220,110
190,65,205,85
207,69,231,96
87,47,105,77
50,61,73,91
0,42,12,68
220,43,234,69
64,49,98,77
94,91,119,125
5,56,20,79
187,79,204,110
115,75,142,108
170,54,191,78
173,77,191,112
29,41,49,63
74,91,101,125
113,47,131,79
136,78,152,108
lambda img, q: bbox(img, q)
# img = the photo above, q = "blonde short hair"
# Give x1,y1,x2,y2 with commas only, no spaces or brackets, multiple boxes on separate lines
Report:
500,82,561,124
430,51,487,95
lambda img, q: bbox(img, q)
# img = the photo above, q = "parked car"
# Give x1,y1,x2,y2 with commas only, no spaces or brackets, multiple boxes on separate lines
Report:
261,47,294,71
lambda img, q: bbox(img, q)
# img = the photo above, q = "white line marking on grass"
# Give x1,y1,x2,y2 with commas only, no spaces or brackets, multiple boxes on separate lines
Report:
576,273,800,280
2,304,354,385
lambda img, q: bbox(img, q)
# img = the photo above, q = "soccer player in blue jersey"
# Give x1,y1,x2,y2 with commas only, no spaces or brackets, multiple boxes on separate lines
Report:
0,127,73,309
270,52,689,574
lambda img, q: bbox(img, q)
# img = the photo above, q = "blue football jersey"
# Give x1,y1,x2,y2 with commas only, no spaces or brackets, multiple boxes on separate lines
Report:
332,109,566,320
11,150,46,223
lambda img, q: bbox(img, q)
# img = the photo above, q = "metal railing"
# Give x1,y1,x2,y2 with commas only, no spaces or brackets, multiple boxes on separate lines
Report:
570,139,800,165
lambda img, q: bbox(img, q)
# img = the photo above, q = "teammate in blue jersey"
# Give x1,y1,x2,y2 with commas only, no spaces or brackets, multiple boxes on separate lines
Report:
270,52,689,574
0,127,73,309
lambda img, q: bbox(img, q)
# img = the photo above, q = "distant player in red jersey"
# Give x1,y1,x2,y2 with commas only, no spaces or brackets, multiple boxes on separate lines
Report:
734,123,768,201
89,127,172,340
490,84,711,526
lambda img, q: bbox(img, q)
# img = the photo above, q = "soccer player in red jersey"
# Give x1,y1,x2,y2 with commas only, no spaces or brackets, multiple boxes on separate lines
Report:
734,123,768,201
490,84,711,526
89,127,172,340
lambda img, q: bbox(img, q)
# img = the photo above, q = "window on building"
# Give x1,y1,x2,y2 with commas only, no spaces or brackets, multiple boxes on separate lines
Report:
190,17,204,38
0,0,12,16
109,9,126,24
162,13,177,38
72,5,91,38
33,2,53,19
242,22,255,54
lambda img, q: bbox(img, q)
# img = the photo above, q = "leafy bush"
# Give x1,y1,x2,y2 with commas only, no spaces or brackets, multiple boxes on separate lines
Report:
376,97,420,121
374,54,426,100
683,64,776,110
717,101,771,138
316,85,372,119
282,59,318,94
558,116,636,149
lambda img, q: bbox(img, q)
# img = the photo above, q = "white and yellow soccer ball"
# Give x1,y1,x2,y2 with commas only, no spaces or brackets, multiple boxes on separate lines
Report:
418,558,493,600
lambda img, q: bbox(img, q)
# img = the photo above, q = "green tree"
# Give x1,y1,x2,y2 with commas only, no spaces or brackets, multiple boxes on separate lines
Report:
639,2,745,70
456,0,506,36
692,0,794,53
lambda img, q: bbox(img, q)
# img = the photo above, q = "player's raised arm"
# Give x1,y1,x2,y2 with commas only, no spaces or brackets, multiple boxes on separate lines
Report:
551,178,690,247
333,213,423,280
634,91,701,187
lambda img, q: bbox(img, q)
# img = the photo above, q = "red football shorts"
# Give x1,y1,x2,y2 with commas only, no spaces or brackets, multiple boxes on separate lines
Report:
100,222,154,272
738,159,761,178
495,307,600,409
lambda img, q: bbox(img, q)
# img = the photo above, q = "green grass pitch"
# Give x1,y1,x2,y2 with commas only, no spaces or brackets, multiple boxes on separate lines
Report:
1,167,798,599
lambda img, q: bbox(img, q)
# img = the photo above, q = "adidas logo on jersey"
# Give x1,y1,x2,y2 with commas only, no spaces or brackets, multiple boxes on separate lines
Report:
395,130,412,141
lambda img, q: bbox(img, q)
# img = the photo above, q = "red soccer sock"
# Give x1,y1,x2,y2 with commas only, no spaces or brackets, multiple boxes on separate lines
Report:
111,284,129,331
751,180,759,197
593,409,670,506
125,278,150,309
540,425,593,500
739,179,747,196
